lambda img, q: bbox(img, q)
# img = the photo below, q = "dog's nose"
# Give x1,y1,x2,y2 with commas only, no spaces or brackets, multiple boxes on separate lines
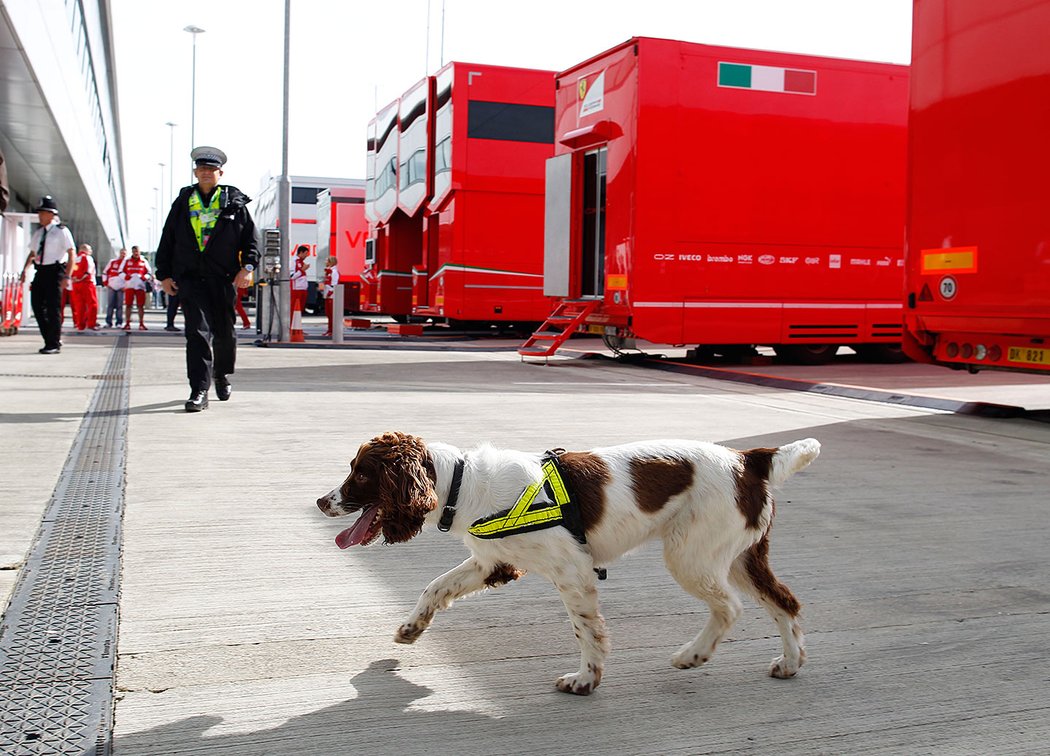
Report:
317,497,332,513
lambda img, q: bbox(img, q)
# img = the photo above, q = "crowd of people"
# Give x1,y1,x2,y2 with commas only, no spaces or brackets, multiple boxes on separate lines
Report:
20,224,191,338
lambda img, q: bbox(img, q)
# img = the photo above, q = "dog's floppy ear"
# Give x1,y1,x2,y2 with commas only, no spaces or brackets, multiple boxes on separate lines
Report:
375,432,437,544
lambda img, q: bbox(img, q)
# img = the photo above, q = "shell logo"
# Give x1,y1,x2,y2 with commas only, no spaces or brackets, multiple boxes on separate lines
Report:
758,254,776,265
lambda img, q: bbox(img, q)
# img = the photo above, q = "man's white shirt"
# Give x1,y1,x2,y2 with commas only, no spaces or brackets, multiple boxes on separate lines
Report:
32,220,75,265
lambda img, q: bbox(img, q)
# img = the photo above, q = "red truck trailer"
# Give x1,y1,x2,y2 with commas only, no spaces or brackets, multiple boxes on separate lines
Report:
902,0,1050,374
523,37,909,362
413,62,556,327
316,185,368,311
361,100,416,319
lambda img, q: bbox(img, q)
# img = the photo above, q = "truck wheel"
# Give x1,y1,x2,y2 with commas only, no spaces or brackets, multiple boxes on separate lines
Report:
853,344,909,363
773,344,838,364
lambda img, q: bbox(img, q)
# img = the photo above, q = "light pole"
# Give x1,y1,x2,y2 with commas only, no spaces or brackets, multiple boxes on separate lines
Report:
183,25,205,173
278,0,292,342
165,121,176,200
158,162,166,210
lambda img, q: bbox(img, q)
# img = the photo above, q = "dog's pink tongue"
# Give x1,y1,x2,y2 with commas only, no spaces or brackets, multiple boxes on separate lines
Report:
335,505,379,549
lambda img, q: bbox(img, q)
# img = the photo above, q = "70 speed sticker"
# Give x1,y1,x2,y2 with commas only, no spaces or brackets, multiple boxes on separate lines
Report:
939,276,958,300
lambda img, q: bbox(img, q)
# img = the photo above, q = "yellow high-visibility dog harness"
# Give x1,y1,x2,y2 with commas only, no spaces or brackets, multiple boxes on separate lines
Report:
468,452,587,544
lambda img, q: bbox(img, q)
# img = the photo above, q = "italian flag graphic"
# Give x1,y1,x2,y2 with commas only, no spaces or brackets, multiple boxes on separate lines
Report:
718,62,817,95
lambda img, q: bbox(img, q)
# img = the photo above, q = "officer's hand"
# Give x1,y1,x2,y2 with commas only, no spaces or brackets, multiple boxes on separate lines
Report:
234,269,253,289
160,278,178,296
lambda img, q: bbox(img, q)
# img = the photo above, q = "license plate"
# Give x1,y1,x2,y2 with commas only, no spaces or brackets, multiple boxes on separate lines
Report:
586,325,605,335
1008,346,1050,365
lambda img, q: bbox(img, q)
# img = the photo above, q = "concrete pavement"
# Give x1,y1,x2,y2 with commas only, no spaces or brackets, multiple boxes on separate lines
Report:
2,311,1050,754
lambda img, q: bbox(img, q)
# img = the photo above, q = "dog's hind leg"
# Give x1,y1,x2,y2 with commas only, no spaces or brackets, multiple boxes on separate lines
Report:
395,556,520,644
667,574,743,670
729,534,805,678
663,536,743,670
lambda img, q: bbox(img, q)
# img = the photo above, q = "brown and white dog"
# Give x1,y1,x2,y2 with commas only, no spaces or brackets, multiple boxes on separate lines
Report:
316,432,820,695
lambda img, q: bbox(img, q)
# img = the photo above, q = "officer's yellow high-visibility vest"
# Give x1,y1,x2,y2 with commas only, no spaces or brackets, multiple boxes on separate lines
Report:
189,186,224,252
468,453,586,543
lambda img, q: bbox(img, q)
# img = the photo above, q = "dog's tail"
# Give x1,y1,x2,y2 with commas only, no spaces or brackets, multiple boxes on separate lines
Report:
769,438,821,488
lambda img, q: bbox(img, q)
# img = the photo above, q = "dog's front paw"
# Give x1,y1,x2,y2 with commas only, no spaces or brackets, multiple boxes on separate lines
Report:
394,621,426,644
769,653,802,679
555,666,602,696
671,644,710,669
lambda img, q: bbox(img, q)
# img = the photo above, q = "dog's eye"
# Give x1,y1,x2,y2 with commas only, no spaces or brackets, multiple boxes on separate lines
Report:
353,472,368,483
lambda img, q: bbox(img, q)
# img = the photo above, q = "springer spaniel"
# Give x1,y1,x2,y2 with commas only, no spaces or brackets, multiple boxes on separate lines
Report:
317,432,819,695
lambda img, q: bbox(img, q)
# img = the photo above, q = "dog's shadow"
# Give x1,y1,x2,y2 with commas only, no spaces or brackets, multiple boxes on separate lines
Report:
113,658,499,755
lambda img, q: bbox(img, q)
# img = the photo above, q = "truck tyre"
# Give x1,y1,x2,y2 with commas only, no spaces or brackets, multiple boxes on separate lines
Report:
853,343,909,363
773,344,838,365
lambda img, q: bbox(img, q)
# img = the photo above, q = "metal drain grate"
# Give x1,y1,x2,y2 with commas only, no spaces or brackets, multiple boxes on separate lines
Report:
0,337,129,755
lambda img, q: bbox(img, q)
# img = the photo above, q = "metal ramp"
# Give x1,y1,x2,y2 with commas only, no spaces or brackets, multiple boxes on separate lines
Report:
518,299,599,360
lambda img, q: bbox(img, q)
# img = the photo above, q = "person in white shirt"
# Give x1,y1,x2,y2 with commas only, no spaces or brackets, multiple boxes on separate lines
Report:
19,195,75,354
102,248,127,327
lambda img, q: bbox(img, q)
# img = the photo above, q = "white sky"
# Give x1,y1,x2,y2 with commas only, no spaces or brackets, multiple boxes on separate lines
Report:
112,0,912,248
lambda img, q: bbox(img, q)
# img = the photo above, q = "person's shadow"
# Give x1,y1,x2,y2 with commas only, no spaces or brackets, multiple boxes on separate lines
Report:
113,658,501,755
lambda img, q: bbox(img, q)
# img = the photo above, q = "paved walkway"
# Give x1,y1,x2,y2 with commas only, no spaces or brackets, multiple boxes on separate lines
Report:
3,311,1050,754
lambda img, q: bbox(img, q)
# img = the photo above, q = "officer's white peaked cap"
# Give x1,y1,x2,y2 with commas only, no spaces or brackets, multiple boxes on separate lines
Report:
191,146,227,168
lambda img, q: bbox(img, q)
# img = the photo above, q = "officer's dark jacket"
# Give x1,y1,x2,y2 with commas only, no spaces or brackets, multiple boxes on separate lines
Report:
155,184,260,282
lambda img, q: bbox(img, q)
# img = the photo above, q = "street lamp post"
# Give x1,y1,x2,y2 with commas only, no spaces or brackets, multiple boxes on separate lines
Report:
158,162,166,210
183,25,205,173
165,121,176,200
278,0,291,342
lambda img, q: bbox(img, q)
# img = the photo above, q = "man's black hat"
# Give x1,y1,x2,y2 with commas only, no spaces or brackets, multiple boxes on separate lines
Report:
35,195,59,213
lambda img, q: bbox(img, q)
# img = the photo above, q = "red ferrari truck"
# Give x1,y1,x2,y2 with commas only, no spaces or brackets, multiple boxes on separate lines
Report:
361,100,416,318
524,37,909,362
902,0,1050,374
413,62,555,327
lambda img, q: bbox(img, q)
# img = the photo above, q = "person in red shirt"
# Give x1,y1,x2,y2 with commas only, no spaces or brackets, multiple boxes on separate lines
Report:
321,255,339,336
60,275,73,326
71,243,100,331
290,244,310,319
122,245,153,330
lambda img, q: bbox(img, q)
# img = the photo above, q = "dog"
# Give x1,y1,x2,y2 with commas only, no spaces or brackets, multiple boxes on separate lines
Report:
317,432,819,695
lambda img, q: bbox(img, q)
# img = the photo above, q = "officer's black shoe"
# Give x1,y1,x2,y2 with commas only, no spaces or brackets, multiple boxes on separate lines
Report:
185,390,209,412
39,346,60,355
214,376,231,401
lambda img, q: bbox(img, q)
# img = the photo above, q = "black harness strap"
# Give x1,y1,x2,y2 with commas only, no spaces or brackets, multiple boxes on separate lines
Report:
544,450,586,545
546,451,605,580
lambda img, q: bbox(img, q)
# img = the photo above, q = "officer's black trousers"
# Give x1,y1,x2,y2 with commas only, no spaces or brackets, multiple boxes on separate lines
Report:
30,265,63,350
177,275,236,392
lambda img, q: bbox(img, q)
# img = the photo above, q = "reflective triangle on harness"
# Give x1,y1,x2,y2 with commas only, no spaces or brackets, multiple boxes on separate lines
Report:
468,453,586,543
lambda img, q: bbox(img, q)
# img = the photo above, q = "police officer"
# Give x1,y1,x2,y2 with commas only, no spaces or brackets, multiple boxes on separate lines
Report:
19,196,75,354
156,147,260,412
